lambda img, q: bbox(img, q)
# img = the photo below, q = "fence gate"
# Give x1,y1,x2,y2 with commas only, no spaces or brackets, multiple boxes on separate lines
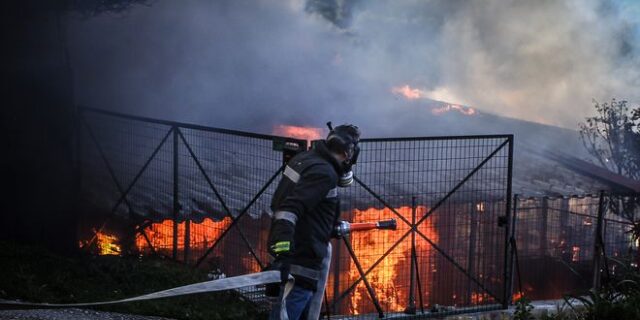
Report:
327,136,514,318
78,107,514,318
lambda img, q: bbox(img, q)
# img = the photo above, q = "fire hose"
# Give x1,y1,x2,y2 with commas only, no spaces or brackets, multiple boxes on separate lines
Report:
0,219,397,318
333,219,397,238
0,271,294,309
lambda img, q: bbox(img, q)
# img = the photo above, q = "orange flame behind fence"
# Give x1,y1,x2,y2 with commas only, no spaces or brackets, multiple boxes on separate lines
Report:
470,292,491,305
93,230,121,255
135,218,232,257
348,206,438,314
273,125,324,146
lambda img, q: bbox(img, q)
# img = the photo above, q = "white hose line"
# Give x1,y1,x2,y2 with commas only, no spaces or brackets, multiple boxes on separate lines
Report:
0,271,293,309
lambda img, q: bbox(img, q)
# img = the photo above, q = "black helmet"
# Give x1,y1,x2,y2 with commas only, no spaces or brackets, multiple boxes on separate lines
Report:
326,122,360,187
326,123,360,159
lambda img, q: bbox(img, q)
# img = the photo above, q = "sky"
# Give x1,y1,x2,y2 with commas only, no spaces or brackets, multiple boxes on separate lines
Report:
68,0,640,132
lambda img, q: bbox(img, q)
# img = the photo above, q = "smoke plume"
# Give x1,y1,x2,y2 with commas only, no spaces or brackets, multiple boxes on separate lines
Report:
68,0,640,133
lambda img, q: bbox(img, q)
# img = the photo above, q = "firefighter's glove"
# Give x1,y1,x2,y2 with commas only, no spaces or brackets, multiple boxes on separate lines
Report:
267,215,296,257
270,241,291,255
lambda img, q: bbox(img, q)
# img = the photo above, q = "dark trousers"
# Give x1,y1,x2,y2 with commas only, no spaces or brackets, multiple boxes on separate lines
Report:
269,284,314,320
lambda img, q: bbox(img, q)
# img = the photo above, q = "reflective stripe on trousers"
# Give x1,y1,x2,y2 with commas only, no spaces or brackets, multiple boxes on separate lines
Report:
306,243,332,320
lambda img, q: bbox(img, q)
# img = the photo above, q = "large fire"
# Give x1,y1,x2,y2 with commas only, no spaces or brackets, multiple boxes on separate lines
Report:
83,218,233,259
273,125,324,145
347,206,438,314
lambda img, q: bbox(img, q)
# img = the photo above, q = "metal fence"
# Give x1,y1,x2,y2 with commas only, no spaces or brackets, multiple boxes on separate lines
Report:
509,193,638,302
326,136,513,317
78,107,518,318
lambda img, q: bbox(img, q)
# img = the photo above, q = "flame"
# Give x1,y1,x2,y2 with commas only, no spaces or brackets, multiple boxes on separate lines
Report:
571,246,581,262
135,218,232,258
431,104,477,116
470,292,491,304
93,230,121,256
512,283,535,302
391,84,477,116
273,125,323,145
392,85,425,100
347,206,438,314
512,291,524,302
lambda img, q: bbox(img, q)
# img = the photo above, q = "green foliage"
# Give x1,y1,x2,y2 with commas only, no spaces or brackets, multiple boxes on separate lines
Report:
507,258,640,319
0,241,266,320
562,257,640,320
579,98,640,238
579,98,640,180
513,297,534,320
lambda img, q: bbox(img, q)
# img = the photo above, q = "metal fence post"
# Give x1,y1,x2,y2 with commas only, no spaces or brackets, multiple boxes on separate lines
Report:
592,190,606,291
172,127,179,261
184,219,190,263
73,106,82,249
467,202,479,304
502,135,514,308
541,197,549,256
405,196,417,314
507,194,519,305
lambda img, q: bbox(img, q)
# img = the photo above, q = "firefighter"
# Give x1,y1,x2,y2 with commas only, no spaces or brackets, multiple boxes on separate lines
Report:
267,123,360,320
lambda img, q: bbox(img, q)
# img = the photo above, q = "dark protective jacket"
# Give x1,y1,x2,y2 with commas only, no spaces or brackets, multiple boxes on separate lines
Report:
268,140,343,290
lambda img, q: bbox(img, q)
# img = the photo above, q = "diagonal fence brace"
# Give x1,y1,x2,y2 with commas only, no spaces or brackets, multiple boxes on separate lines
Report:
196,163,286,267
177,128,264,269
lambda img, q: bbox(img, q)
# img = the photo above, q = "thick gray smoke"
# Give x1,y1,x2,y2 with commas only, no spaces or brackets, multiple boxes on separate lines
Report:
308,0,640,128
68,0,640,135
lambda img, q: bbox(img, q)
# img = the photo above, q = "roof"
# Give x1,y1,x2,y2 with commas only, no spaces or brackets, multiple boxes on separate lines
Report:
80,108,635,222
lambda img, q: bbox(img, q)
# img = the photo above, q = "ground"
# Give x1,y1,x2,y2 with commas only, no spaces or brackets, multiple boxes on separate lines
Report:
0,308,175,320
0,242,265,320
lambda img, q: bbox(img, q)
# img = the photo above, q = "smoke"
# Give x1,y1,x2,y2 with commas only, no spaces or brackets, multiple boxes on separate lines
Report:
68,0,640,134
312,0,640,128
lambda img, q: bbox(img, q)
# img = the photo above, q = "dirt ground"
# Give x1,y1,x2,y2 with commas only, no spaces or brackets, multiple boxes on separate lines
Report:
0,308,176,320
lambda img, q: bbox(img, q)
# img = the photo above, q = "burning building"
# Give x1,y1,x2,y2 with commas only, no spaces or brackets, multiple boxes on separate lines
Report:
77,106,639,317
